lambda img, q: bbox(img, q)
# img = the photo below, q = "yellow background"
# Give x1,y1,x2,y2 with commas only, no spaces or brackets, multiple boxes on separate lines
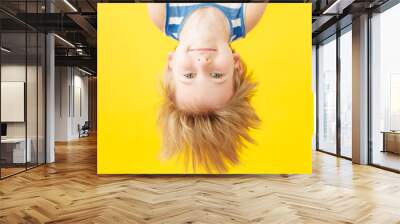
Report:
98,3,313,174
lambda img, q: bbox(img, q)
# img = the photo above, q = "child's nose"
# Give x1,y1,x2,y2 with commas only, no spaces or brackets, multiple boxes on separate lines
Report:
196,57,211,65
196,55,211,64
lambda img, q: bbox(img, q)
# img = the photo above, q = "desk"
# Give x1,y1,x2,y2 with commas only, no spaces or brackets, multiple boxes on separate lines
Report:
382,131,400,154
1,138,31,163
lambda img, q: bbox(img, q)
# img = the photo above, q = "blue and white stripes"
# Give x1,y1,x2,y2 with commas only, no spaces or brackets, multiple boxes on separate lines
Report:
164,3,246,42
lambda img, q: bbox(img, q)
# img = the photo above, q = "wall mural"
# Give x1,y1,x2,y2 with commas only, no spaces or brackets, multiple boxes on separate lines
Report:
98,3,313,174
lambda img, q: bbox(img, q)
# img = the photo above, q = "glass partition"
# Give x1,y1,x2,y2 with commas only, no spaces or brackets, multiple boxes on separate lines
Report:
27,0,39,170
371,3,400,171
339,27,352,158
38,32,45,165
317,36,337,154
1,30,28,177
27,30,38,169
0,1,46,179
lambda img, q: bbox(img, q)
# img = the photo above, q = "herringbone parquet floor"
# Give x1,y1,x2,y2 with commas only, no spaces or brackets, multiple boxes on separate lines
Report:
1,134,400,224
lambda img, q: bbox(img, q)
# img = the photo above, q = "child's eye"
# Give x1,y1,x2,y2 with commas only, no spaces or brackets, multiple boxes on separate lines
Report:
183,73,195,79
210,73,224,79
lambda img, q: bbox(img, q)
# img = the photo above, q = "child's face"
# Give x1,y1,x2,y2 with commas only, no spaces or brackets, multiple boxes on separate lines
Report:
168,42,242,112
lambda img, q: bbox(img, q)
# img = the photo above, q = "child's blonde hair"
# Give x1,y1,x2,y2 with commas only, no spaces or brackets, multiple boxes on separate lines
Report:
158,58,261,173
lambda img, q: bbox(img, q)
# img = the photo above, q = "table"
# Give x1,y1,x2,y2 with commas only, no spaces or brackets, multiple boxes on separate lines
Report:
1,138,31,163
381,131,400,154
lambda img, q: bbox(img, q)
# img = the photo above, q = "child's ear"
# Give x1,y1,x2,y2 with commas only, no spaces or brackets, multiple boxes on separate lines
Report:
167,52,174,70
233,53,243,75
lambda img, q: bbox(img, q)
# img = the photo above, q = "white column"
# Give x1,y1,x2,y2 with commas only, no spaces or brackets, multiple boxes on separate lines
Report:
45,0,56,163
352,14,369,164
46,32,55,163
46,33,56,163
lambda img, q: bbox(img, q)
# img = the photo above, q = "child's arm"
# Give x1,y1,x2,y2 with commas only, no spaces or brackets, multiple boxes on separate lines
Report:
245,3,268,34
147,3,165,32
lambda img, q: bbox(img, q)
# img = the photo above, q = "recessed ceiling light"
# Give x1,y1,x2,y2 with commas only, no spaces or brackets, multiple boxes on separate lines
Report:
1,47,11,53
78,67,93,76
322,0,355,15
54,34,75,48
63,0,78,12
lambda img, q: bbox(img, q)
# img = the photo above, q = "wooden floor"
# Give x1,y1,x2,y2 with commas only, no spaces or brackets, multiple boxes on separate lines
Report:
373,150,400,171
1,163,44,178
0,167,26,178
1,134,400,224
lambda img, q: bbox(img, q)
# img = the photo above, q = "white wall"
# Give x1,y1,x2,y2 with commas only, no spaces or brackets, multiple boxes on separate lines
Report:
1,65,38,138
55,66,70,141
1,65,26,134
72,73,89,138
55,67,89,141
1,82,25,122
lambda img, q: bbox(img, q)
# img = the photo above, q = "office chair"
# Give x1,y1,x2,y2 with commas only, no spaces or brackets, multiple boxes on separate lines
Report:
79,121,90,138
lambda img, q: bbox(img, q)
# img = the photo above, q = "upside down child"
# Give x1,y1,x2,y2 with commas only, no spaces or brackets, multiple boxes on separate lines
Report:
148,3,267,173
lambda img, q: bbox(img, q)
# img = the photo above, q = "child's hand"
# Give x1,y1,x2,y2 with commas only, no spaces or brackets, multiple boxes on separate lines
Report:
148,3,165,32
244,2,268,34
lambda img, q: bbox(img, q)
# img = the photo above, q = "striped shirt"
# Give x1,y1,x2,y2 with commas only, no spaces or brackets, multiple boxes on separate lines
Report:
165,3,247,42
